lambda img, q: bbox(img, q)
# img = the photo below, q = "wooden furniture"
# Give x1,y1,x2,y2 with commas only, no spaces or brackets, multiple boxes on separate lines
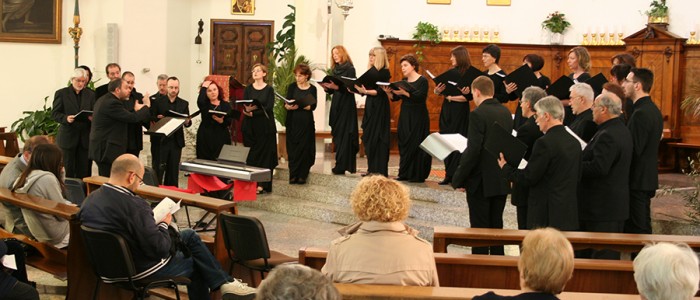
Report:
82,176,237,267
432,226,700,254
299,247,638,294
210,20,273,84
0,132,20,157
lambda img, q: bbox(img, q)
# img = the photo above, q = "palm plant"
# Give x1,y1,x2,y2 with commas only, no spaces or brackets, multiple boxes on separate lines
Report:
268,46,310,125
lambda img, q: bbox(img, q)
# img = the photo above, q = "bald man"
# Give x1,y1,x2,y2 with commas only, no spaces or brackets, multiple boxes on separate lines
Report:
79,154,256,299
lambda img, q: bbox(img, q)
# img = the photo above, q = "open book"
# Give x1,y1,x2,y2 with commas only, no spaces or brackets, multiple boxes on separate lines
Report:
153,197,181,224
145,117,187,137
419,133,468,161
565,126,588,150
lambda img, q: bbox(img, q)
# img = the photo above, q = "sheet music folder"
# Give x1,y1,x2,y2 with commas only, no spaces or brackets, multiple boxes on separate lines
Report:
376,81,415,93
505,64,539,97
145,117,187,137
484,122,527,168
585,73,608,97
74,110,93,122
419,132,468,161
217,144,250,165
546,75,575,100
274,91,317,107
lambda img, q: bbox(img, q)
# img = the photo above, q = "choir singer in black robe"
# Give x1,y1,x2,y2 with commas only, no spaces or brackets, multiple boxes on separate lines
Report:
285,63,317,184
382,54,431,183
242,63,278,193
321,45,358,175
356,47,391,176
196,81,232,160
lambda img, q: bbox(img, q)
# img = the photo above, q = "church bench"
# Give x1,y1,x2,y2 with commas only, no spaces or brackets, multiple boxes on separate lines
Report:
0,187,78,280
334,284,693,300
299,247,638,294
432,226,700,255
82,176,236,267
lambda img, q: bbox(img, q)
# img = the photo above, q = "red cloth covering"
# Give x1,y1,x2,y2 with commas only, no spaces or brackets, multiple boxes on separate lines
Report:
233,180,257,202
158,185,195,194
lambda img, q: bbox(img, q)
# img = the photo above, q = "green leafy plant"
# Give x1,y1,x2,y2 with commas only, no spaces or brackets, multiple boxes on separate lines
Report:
541,11,571,34
680,154,700,225
11,96,60,142
645,0,668,18
680,70,700,118
267,4,296,60
412,21,441,62
66,78,100,91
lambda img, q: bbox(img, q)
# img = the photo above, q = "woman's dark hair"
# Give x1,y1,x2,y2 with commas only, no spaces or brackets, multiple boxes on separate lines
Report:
611,53,636,68
207,81,224,101
482,44,501,64
400,54,420,72
523,54,545,72
293,63,312,80
12,144,66,197
451,46,471,74
610,63,632,83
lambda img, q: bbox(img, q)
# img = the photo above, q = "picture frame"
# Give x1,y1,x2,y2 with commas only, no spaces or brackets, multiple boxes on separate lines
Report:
231,0,255,15
0,0,62,43
487,0,511,6
427,0,451,4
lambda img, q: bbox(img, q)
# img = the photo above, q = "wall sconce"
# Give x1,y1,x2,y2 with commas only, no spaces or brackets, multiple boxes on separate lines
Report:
194,19,204,44
333,0,353,19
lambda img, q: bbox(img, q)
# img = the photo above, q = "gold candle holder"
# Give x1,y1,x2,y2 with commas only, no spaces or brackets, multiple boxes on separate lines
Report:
492,30,500,43
582,33,589,45
463,29,469,42
608,33,614,46
472,29,480,43
443,29,450,42
453,29,460,42
617,32,624,45
689,31,697,45
591,33,598,46
482,29,490,42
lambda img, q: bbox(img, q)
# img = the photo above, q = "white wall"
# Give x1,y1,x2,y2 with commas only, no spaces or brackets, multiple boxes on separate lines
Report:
1,0,698,133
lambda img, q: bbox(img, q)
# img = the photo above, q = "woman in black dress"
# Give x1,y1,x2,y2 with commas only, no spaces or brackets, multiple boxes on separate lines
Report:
512,54,552,129
564,46,592,125
433,46,473,185
285,63,317,184
355,47,391,176
196,80,233,160
482,44,517,104
381,54,431,183
242,63,278,193
320,45,358,175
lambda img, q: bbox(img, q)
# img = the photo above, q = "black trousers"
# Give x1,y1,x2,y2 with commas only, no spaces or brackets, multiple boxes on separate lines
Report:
466,186,507,255
159,140,183,187
151,136,162,182
443,151,461,182
97,161,111,177
62,145,91,179
624,190,655,234
578,220,625,259
516,205,528,230
364,139,389,176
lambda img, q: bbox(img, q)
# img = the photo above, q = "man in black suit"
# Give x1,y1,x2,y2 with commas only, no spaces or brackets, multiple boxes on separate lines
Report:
95,63,121,99
568,83,597,142
149,74,169,175
89,78,151,176
150,77,191,187
511,86,546,229
122,71,150,158
622,68,663,234
452,76,512,255
578,93,633,259
52,68,96,178
499,96,581,231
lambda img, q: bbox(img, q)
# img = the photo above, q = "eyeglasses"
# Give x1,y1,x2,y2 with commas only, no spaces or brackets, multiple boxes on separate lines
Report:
131,172,145,185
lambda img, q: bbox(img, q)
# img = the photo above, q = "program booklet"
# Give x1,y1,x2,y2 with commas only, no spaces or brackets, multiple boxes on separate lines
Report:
419,132,468,161
153,197,181,224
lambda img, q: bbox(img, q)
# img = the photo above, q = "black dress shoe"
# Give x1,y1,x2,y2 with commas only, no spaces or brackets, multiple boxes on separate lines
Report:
331,169,345,175
360,173,369,177
409,179,425,183
438,179,451,185
289,178,298,184
297,178,307,184
395,177,408,181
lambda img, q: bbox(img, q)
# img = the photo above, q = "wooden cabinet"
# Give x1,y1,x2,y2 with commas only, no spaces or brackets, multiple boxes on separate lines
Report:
210,20,273,84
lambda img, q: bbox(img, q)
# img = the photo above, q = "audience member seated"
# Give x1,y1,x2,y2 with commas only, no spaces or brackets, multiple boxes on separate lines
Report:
473,228,574,300
78,154,256,300
321,175,439,286
0,240,39,300
0,135,50,236
256,264,340,300
633,242,700,300
10,144,72,249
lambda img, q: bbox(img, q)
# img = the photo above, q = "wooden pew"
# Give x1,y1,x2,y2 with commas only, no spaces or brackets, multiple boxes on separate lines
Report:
334,284,700,300
299,247,638,294
82,176,237,267
432,226,700,254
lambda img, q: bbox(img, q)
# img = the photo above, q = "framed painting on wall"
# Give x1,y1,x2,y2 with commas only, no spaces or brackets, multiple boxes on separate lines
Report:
0,0,62,43
231,0,255,15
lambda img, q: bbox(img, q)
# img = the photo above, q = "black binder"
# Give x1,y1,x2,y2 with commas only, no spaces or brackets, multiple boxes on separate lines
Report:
546,75,575,100
74,110,93,122
427,67,481,97
145,117,186,137
484,122,527,168
274,91,317,107
376,80,416,93
505,64,540,97
585,73,608,97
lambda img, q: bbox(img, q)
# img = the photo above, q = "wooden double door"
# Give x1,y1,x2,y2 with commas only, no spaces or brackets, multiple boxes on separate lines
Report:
210,20,273,84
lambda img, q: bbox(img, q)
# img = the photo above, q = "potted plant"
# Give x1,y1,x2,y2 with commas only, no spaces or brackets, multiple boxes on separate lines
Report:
412,21,441,62
541,11,571,44
11,96,60,142
645,0,669,24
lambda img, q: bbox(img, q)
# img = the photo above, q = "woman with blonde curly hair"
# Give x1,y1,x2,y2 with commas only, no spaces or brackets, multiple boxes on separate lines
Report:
321,175,439,286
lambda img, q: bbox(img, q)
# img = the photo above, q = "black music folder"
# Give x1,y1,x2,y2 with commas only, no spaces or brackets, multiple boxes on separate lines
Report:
274,91,317,107
235,99,268,119
426,67,481,97
484,122,527,168
167,110,201,119
585,73,608,97
145,117,187,137
74,110,93,122
312,75,345,87
546,75,575,100
376,80,416,93
505,64,539,97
